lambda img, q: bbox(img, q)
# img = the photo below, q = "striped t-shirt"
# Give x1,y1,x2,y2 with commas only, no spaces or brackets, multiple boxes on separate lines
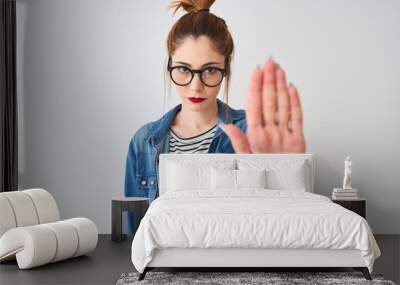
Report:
168,124,217,153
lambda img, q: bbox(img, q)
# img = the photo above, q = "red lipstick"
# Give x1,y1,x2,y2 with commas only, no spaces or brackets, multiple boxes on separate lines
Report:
188,97,206,103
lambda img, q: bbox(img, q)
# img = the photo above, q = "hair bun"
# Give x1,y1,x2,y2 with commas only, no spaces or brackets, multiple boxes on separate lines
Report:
197,8,210,12
169,0,215,15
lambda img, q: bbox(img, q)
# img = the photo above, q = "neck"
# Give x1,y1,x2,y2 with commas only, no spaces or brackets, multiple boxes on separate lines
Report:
174,100,218,129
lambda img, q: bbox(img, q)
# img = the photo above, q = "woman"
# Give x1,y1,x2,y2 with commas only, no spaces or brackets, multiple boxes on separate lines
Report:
124,0,306,234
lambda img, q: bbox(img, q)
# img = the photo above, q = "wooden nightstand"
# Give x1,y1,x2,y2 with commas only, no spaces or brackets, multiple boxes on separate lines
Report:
332,198,366,219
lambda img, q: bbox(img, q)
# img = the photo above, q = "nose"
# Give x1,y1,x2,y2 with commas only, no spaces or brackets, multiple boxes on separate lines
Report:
189,73,204,91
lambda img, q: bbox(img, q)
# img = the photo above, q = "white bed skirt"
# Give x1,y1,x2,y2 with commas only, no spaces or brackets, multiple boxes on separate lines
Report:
147,248,366,268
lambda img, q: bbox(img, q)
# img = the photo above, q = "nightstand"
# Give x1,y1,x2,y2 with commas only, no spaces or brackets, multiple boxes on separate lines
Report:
111,197,149,242
332,198,366,219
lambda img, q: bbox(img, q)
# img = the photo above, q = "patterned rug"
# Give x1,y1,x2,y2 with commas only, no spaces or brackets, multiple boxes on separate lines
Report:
116,271,397,285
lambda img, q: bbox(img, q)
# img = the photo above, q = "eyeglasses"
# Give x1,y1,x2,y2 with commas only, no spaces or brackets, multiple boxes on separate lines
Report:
167,57,226,87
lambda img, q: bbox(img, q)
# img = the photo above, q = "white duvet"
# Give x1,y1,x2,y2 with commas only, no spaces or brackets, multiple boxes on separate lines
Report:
131,189,381,273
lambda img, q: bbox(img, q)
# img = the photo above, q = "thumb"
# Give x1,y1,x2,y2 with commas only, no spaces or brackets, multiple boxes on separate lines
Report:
218,122,251,153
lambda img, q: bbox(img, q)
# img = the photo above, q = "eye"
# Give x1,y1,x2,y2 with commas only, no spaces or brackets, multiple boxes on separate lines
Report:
203,67,218,74
176,67,190,73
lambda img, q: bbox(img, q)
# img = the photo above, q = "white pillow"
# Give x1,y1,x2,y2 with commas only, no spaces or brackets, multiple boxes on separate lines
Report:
236,169,267,189
167,159,235,192
211,168,267,190
210,168,236,190
237,159,309,191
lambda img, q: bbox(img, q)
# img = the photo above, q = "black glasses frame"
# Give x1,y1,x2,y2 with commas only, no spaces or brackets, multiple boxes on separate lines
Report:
167,57,226,87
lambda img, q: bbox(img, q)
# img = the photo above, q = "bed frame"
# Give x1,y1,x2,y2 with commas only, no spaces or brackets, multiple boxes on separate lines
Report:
137,153,372,281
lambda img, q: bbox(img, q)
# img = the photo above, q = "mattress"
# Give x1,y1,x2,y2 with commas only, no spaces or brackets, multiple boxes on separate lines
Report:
131,189,381,273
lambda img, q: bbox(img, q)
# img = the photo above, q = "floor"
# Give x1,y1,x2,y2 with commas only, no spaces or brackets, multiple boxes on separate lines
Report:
0,234,398,285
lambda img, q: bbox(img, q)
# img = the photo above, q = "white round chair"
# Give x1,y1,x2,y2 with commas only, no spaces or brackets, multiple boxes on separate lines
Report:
0,188,98,269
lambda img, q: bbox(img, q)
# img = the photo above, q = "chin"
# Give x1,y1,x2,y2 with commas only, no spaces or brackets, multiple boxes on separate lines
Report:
186,103,206,111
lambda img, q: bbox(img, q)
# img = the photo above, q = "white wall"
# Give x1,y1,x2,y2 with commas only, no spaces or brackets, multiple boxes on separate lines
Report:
16,0,400,234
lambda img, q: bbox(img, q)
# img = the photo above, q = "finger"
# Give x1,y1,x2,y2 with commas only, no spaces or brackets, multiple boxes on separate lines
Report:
262,57,278,126
220,124,251,153
288,83,304,138
276,66,290,129
246,66,263,128
270,127,283,152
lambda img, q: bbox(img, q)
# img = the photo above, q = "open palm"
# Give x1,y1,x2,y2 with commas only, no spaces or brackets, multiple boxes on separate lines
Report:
222,57,306,153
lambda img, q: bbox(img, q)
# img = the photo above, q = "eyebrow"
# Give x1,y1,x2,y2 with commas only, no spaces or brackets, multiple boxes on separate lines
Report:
174,61,222,67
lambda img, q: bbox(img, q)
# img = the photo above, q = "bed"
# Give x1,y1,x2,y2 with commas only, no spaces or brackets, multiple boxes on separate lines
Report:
130,153,381,281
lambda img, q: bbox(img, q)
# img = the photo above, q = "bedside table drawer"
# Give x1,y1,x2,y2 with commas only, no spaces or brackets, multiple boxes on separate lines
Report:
332,199,366,219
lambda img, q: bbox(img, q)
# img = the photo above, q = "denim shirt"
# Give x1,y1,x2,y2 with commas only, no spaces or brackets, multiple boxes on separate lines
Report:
124,98,247,234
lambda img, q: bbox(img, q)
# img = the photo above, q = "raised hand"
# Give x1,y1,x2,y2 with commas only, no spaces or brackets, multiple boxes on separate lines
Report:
220,57,306,153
